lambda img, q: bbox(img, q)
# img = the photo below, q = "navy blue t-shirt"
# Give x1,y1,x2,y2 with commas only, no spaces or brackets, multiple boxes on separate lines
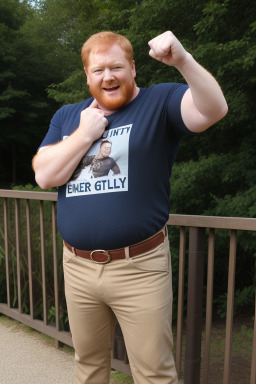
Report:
40,83,190,249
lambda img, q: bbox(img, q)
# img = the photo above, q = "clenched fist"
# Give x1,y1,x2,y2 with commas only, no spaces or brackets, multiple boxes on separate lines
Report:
78,98,108,143
148,31,189,68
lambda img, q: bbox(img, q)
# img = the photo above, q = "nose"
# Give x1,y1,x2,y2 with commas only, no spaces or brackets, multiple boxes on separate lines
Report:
103,68,114,81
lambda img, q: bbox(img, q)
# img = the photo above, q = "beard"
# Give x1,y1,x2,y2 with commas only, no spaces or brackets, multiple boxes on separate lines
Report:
89,79,136,111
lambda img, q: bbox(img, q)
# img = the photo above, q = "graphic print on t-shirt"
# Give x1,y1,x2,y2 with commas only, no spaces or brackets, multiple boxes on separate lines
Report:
66,124,132,197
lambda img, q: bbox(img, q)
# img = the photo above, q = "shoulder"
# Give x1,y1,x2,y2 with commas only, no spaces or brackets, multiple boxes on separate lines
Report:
57,97,93,115
139,83,188,104
103,157,116,165
51,97,93,128
145,83,188,94
142,83,190,137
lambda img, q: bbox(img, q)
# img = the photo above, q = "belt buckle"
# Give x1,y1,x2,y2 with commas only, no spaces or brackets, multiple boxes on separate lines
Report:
90,249,111,264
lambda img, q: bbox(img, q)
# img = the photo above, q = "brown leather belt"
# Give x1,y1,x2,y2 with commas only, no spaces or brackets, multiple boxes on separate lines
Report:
64,229,166,264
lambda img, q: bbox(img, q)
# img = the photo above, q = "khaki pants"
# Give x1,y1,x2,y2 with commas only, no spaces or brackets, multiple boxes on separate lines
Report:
63,234,178,384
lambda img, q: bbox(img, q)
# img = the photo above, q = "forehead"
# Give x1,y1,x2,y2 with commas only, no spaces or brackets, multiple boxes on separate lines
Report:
88,44,129,67
101,143,111,148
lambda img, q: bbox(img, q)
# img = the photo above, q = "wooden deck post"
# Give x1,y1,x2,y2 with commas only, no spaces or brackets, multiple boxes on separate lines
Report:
184,227,206,384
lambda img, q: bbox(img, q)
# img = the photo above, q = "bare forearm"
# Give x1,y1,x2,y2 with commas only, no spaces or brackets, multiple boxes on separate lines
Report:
33,130,93,189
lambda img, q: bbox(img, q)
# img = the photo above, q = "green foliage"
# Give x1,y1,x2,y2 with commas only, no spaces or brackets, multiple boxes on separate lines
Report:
233,324,254,355
110,370,134,383
171,146,256,216
215,286,255,319
48,305,69,330
47,70,90,105
12,183,57,193
0,0,70,185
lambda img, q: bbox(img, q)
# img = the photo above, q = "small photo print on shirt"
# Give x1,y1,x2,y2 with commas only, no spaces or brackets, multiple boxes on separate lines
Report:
66,124,132,197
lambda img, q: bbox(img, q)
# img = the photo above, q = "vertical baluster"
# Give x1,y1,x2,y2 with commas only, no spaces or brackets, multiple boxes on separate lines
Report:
223,229,237,384
250,295,256,384
203,228,215,383
176,226,186,379
184,227,206,384
26,199,34,319
15,199,22,313
4,198,10,307
52,201,60,347
40,200,47,324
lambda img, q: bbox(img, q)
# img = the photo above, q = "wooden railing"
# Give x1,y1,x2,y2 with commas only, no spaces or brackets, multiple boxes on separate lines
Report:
0,189,255,384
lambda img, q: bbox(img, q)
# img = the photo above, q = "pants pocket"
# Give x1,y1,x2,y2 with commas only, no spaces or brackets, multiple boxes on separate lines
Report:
130,238,170,273
63,244,76,264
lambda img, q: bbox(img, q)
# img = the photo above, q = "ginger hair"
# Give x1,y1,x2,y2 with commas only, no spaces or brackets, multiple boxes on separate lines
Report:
81,31,134,68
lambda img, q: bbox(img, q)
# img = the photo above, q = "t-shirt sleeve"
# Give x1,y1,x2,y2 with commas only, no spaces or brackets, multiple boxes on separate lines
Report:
164,83,191,140
38,106,64,149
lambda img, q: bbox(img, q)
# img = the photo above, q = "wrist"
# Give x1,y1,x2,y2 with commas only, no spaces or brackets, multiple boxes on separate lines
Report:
76,125,94,143
174,51,193,72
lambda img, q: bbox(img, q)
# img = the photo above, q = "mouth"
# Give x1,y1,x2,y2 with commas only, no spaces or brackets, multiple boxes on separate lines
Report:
103,86,120,93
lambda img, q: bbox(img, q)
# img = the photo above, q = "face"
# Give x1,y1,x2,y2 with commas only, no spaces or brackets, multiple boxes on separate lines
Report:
99,143,112,158
85,44,137,112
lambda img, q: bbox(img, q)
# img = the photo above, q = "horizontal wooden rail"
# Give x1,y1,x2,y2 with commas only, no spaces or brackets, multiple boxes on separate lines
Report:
168,214,256,231
0,303,73,346
0,189,57,201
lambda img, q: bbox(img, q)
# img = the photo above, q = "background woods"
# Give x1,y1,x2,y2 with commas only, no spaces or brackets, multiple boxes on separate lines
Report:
0,0,255,318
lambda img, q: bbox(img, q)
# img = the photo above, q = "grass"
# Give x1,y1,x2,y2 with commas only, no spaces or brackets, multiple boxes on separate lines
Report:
208,316,254,359
201,316,254,384
233,324,254,356
110,371,133,384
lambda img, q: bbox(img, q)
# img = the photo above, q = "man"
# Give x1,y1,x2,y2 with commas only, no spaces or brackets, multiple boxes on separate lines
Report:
71,139,120,180
33,31,228,384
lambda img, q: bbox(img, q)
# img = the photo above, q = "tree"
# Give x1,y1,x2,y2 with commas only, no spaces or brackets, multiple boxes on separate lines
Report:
0,0,68,185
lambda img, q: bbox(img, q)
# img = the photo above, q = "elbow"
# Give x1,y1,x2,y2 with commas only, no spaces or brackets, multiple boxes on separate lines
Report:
207,103,228,131
34,164,54,189
33,162,49,190
35,173,52,190
187,101,228,133
210,101,228,126
34,169,65,189
219,101,228,119
33,155,56,190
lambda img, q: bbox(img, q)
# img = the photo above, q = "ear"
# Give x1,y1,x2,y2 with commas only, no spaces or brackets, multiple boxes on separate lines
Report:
131,60,136,79
84,67,90,85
